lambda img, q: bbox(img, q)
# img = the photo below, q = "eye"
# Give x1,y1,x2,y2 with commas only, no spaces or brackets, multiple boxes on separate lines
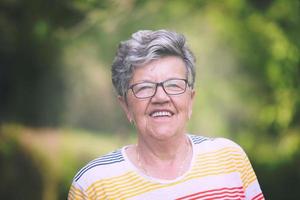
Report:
133,82,155,93
164,79,186,91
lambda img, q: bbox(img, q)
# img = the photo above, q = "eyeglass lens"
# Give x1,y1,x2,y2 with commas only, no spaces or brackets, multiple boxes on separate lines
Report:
131,79,187,99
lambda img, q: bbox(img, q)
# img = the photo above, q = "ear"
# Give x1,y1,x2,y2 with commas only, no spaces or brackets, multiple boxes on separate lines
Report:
188,89,196,119
118,96,133,123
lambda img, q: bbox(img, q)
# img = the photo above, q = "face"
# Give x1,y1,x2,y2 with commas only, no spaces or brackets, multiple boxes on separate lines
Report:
119,56,195,141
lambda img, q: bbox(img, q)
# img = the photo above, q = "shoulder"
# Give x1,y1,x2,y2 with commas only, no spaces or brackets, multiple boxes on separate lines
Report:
189,134,246,155
189,134,211,144
72,148,126,184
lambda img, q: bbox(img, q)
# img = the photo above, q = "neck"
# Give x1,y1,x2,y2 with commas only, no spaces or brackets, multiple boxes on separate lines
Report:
138,134,188,159
135,134,192,179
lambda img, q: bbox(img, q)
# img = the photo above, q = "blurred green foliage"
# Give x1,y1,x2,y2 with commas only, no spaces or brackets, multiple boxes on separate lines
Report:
0,0,299,199
0,124,135,200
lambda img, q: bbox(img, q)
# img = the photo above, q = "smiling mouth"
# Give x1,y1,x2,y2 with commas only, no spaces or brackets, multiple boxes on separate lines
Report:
150,111,173,118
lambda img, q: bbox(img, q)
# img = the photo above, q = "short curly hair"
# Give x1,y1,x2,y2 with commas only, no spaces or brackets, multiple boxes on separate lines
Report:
111,29,196,96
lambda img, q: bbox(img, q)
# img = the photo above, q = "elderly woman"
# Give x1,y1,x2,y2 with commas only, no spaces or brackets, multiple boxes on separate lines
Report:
68,30,264,199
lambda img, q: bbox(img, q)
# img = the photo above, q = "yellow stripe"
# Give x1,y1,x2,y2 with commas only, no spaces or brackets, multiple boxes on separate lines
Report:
197,147,244,158
239,155,258,189
107,163,245,200
195,147,258,189
240,164,257,189
89,175,153,199
68,185,86,200
87,171,140,194
193,156,244,170
88,155,251,199
85,146,258,199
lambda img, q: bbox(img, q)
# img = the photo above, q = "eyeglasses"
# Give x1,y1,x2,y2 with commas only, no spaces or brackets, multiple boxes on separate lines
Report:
128,78,189,99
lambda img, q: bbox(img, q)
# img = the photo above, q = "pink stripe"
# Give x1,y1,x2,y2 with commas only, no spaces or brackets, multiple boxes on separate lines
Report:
191,191,245,200
176,187,244,200
252,193,264,200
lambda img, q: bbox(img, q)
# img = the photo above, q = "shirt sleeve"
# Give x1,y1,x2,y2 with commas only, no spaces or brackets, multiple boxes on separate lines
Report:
68,181,89,200
230,139,265,200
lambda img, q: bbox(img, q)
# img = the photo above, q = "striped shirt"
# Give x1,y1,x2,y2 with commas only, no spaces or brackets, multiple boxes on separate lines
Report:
68,135,264,200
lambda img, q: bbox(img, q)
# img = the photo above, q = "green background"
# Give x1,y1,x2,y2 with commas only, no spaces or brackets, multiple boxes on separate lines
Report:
0,0,299,199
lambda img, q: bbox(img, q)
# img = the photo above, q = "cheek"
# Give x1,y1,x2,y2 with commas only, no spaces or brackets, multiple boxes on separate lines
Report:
188,101,193,118
129,101,148,119
179,98,193,116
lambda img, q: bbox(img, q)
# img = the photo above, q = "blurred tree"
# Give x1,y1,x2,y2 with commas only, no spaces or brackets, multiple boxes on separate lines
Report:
0,0,111,127
0,0,299,198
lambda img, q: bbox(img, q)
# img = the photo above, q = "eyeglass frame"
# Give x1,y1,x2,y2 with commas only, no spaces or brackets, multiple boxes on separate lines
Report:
127,78,191,99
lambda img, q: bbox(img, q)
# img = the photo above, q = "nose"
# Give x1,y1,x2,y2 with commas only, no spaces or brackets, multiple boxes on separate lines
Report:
151,84,170,102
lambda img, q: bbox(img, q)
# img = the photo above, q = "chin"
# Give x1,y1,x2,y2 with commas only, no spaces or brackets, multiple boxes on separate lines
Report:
150,128,182,141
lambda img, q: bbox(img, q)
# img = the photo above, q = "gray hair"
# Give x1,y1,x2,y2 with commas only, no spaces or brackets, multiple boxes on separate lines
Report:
111,29,196,96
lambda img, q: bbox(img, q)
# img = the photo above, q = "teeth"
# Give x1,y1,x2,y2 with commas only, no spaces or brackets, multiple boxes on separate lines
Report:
151,111,172,117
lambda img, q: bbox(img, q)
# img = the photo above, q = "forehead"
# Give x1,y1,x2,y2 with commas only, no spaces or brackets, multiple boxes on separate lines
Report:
131,56,187,83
